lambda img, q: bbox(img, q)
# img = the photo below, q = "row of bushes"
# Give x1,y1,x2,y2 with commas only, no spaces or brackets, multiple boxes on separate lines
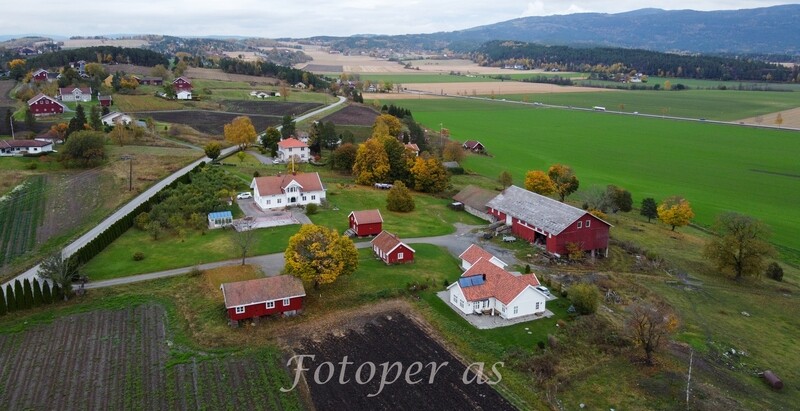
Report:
0,278,64,315
70,162,204,267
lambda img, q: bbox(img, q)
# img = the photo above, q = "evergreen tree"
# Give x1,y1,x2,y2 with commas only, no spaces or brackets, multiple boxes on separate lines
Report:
24,107,36,130
2,108,12,135
640,198,658,223
280,115,296,138
22,279,33,309
0,288,7,315
14,280,24,310
32,279,43,307
66,104,87,138
52,284,63,301
89,105,103,130
5,285,15,312
42,281,53,304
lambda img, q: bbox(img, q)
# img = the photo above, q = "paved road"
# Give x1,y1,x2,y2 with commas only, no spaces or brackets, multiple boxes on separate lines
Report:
78,222,525,290
2,96,346,291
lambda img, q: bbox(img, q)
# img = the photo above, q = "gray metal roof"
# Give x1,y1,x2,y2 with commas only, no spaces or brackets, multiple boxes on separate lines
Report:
487,185,606,235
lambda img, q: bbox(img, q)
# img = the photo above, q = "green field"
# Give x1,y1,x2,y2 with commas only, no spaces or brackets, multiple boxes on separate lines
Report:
0,175,46,265
578,76,800,92
496,89,800,121
392,98,800,253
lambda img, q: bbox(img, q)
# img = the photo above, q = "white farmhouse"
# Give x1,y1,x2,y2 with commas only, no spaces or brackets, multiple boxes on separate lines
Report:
447,254,547,320
176,89,192,100
250,172,325,210
101,112,133,127
458,244,508,271
58,86,92,102
0,139,54,156
277,137,309,163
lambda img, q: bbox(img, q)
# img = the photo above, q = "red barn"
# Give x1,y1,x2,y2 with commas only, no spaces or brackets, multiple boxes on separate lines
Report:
173,76,192,91
486,185,612,258
220,275,305,325
348,209,383,236
27,93,66,116
371,231,415,265
98,95,113,107
32,69,50,82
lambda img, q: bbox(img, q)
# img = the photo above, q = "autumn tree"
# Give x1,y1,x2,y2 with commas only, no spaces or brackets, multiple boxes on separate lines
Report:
657,196,694,231
38,252,78,301
524,170,556,196
607,185,633,212
150,64,171,81
204,141,221,161
387,180,415,212
410,155,449,193
373,114,403,138
703,213,775,281
108,123,131,146
260,126,281,156
232,218,257,265
640,198,658,222
60,131,107,168
442,140,465,162
331,143,358,172
280,84,289,102
498,171,513,188
775,113,783,127
224,116,257,150
569,283,599,314
84,62,106,79
353,138,390,185
284,225,358,289
383,136,411,184
9,59,27,80
625,302,678,366
548,164,579,201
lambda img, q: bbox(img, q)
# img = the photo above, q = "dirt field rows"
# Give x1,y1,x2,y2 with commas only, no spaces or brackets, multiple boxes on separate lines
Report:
0,304,302,410
137,111,282,135
320,104,379,126
221,100,322,117
185,67,278,85
291,313,516,411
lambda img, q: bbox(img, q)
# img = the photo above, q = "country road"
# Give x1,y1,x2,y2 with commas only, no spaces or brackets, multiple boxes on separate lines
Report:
2,96,346,291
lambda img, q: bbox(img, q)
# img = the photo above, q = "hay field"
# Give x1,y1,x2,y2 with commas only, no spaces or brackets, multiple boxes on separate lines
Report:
738,107,800,128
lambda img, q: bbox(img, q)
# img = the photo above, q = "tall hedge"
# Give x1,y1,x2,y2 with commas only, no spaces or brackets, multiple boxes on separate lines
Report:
32,279,43,307
5,284,16,312
0,288,6,315
14,281,24,310
22,279,34,309
42,281,52,304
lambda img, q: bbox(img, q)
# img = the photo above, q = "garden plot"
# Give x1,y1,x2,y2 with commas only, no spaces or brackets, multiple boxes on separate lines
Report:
320,104,380,126
137,111,281,135
221,100,322,116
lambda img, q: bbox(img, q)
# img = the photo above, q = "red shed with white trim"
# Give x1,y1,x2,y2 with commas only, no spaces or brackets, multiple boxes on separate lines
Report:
371,231,415,265
348,209,383,236
220,275,305,324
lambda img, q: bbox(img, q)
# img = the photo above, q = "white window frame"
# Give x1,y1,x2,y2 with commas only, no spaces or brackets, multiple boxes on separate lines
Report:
513,306,518,314
397,252,404,259
311,195,316,200
283,298,290,306
586,220,591,227
536,302,541,310
235,306,245,314
577,221,582,229
266,301,275,309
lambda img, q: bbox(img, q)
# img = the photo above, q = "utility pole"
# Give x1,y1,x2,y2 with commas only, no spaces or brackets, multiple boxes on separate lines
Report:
120,154,134,191
10,114,15,139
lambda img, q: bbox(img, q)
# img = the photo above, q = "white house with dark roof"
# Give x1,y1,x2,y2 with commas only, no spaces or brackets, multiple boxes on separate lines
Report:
250,172,325,210
0,139,54,156
486,185,612,257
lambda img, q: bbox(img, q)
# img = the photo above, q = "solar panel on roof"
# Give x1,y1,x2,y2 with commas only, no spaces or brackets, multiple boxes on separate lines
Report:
459,275,485,288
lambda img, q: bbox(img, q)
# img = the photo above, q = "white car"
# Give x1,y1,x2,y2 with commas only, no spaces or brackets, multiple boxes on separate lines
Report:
236,192,252,200
272,158,282,164
535,286,551,297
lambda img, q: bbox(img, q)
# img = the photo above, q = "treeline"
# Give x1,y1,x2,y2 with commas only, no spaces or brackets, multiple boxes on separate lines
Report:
1,277,64,316
473,41,798,82
218,58,329,88
26,46,169,68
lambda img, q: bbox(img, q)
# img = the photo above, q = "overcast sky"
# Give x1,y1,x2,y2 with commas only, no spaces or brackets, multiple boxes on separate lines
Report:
3,1,792,38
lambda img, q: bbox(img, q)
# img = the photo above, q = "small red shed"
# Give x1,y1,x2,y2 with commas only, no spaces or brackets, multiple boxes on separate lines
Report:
32,69,49,82
348,209,383,236
98,95,113,107
220,275,305,325
173,76,192,91
371,230,415,265
27,93,65,116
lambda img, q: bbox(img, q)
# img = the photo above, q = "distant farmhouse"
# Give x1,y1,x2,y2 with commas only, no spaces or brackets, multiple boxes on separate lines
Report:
277,138,309,163
59,86,92,102
250,172,325,210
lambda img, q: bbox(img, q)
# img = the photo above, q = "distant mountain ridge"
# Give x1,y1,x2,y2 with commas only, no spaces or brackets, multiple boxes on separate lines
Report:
449,5,800,55
324,5,800,57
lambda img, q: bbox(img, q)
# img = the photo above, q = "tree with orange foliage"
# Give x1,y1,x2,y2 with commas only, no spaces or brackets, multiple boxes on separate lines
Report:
657,196,694,231
548,164,580,201
224,116,257,150
625,302,678,365
524,170,556,196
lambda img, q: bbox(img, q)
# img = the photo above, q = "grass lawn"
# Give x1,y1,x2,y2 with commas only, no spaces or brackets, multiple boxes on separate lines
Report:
391,98,800,256
82,224,300,280
310,184,486,237
191,79,252,90
496,89,800,121
578,76,800,92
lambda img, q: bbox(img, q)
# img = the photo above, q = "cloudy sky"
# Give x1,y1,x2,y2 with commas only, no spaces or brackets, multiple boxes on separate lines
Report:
3,1,792,38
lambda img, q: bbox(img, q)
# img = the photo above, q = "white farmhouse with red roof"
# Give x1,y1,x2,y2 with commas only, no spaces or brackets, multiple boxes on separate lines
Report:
277,137,309,163
448,245,547,320
250,172,325,210
58,86,92,102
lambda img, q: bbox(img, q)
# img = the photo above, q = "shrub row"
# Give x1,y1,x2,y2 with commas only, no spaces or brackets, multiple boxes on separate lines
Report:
0,278,62,315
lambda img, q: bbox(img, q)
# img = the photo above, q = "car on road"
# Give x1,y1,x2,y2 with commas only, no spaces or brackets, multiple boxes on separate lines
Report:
236,192,252,200
535,286,551,296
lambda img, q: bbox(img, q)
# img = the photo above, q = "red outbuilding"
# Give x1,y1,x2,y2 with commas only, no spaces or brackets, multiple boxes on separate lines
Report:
220,275,305,325
173,76,192,91
348,209,383,236
27,93,66,116
486,185,612,258
32,69,51,82
371,230,415,265
98,95,113,107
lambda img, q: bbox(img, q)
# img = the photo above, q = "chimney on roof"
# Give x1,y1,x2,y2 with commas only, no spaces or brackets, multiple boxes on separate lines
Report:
482,274,486,281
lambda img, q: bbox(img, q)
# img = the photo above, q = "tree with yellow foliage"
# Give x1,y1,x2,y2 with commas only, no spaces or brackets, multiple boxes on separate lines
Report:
224,116,257,151
548,164,580,201
442,140,465,162
373,114,403,138
524,170,556,196
284,224,359,289
657,196,695,231
410,154,449,193
9,59,27,80
353,138,390,185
